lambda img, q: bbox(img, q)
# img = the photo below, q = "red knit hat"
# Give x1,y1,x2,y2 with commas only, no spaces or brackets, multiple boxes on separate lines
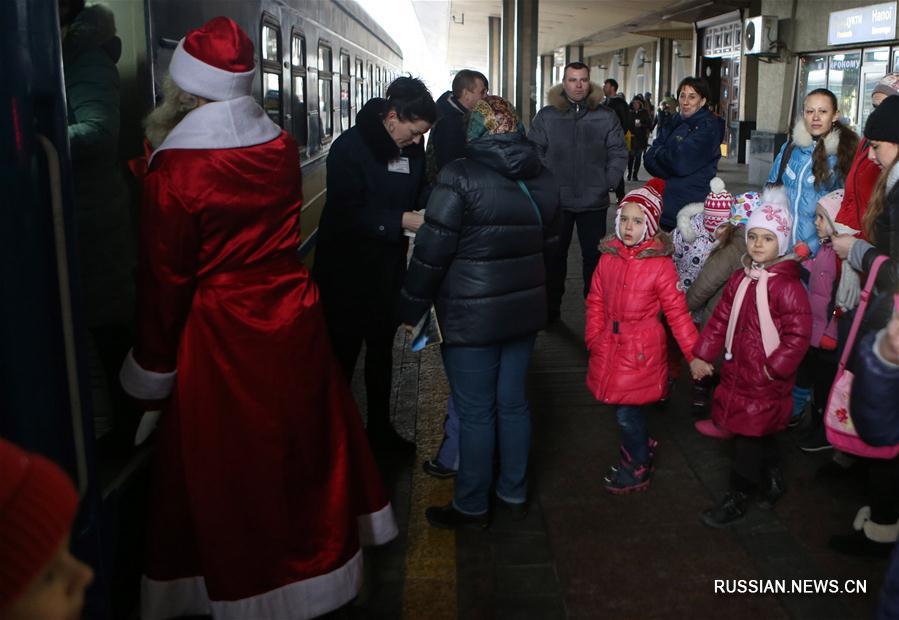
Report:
0,438,79,609
703,177,734,233
169,17,256,101
618,177,665,239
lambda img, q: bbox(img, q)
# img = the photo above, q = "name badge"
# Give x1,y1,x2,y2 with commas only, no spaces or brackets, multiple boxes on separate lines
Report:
388,156,410,174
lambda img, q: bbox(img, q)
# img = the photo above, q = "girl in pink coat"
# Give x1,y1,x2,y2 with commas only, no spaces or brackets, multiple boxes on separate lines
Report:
585,178,703,494
692,186,812,527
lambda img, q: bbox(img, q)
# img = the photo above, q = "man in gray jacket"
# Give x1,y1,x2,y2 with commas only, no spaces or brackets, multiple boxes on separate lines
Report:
529,62,627,321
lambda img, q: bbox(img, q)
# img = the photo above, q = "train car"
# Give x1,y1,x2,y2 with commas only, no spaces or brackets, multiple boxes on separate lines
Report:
0,1,401,617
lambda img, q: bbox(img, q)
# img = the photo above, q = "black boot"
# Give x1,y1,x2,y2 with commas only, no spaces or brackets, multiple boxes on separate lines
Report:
758,466,786,509
425,503,488,530
829,506,897,559
701,491,749,528
367,425,416,456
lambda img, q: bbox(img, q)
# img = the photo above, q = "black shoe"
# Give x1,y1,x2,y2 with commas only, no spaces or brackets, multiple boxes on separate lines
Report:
828,529,895,559
495,497,528,521
425,503,488,530
422,459,456,479
798,420,832,453
759,467,786,509
368,427,416,456
700,491,749,528
632,176,640,182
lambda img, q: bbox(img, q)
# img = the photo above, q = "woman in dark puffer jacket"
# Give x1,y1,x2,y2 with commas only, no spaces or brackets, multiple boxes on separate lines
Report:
400,96,559,529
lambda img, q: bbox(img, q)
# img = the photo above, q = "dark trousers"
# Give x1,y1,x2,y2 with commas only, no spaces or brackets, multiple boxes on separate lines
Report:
546,209,607,314
868,457,899,524
732,434,779,490
327,317,396,434
795,346,839,418
627,148,644,180
613,179,625,203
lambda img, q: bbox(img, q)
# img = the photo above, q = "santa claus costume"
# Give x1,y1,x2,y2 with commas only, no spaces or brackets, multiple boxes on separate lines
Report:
119,17,397,619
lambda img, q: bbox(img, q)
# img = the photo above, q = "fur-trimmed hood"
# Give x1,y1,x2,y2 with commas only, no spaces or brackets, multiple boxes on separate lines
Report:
356,97,424,164
599,232,674,259
546,82,605,112
676,202,706,244
791,119,841,154
63,4,120,63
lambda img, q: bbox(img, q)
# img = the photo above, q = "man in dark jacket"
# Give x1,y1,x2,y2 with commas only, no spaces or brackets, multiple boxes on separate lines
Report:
425,69,488,181
603,78,630,201
529,63,627,321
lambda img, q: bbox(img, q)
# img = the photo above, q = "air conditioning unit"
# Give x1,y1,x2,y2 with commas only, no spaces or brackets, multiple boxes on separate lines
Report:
744,15,778,55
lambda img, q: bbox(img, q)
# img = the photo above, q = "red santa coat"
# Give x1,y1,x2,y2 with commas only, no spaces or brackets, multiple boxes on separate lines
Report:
693,257,812,436
585,234,698,405
120,96,396,620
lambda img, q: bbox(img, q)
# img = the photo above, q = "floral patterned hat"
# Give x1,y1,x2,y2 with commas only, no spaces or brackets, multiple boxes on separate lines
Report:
466,95,525,142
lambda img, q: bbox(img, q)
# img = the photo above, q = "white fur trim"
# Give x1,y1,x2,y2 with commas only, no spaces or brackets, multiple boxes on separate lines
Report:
119,349,176,400
791,119,840,155
709,176,725,193
358,502,399,546
852,505,871,530
676,203,704,243
169,39,255,102
888,160,899,192
148,96,281,165
864,519,899,543
833,222,859,236
141,549,363,620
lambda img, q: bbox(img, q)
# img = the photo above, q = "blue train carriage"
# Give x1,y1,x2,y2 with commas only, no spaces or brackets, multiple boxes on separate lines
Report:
1,0,401,617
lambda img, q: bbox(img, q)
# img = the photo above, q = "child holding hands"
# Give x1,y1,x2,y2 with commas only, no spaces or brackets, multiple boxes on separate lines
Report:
691,186,812,526
585,178,708,494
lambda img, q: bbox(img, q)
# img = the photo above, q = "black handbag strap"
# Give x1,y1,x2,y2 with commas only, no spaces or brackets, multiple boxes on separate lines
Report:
776,141,795,185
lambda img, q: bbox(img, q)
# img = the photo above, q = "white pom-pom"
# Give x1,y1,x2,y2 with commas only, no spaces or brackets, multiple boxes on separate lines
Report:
709,176,725,194
724,351,733,361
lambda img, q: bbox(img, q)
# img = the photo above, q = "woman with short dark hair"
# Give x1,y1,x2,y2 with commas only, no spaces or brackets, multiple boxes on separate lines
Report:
314,76,436,454
644,76,725,230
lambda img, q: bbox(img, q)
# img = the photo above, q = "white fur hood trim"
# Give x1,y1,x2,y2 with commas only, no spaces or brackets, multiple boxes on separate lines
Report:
676,202,705,243
791,120,840,155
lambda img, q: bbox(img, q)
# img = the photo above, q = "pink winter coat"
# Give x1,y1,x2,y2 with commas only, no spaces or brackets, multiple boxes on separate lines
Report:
586,234,698,405
693,257,812,436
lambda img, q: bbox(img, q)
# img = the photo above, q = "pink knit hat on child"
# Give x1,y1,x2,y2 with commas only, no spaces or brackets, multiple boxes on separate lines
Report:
746,185,792,257
703,177,734,233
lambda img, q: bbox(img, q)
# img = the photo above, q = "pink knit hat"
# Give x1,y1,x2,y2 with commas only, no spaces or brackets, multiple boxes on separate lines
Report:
746,185,792,256
815,189,858,236
703,177,734,233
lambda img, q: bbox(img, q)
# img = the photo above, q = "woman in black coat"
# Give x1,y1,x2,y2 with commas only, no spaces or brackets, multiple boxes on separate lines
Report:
400,96,559,528
627,95,651,181
313,77,436,453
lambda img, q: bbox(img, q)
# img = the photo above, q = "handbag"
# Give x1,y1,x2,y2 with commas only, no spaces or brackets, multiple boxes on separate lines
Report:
824,254,899,458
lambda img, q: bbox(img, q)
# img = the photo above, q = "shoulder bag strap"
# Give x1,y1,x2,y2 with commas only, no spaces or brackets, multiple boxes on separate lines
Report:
776,142,795,185
838,254,889,371
517,180,543,225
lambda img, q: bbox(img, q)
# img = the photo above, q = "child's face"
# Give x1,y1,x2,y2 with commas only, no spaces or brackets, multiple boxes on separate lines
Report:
814,206,834,239
618,203,647,247
5,536,93,620
747,227,780,264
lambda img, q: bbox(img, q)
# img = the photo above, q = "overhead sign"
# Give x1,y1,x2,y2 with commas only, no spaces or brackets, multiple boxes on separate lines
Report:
828,2,897,46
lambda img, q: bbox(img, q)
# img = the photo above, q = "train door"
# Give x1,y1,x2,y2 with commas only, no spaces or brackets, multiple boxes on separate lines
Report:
1,0,109,616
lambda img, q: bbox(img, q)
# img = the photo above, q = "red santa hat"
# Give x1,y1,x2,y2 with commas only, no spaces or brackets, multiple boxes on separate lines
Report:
169,17,256,102
0,438,79,609
618,177,665,240
703,177,734,233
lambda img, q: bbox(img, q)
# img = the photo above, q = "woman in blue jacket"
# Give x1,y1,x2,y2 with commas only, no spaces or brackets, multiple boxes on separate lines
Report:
644,77,725,230
767,88,858,257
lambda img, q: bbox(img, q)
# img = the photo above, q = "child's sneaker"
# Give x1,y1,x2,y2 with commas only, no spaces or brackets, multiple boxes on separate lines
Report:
700,491,749,528
618,438,659,470
758,466,786,509
603,461,652,494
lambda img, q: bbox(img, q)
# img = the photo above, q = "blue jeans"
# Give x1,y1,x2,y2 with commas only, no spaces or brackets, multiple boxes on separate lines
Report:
616,405,648,465
435,395,460,471
442,334,537,515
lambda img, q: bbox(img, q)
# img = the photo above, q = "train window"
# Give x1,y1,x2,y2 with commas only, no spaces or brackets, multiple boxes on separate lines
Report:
376,66,382,96
369,64,374,101
340,52,351,130
356,58,365,109
318,44,333,139
261,19,282,127
291,32,307,154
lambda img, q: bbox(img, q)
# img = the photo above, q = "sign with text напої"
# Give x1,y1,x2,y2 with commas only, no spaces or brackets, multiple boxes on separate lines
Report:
828,1,897,46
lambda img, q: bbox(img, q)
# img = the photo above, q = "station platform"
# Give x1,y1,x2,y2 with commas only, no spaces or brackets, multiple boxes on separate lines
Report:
349,165,890,619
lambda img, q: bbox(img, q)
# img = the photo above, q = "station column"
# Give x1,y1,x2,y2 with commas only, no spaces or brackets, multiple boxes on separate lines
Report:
488,16,501,95
515,0,539,128
501,0,515,102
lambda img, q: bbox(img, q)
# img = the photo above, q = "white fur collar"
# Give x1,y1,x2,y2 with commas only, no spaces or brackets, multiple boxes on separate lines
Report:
149,96,281,165
676,202,705,243
791,120,840,155
888,161,899,193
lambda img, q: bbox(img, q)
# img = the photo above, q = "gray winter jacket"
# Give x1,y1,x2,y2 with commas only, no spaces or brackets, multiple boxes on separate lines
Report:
528,83,627,212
